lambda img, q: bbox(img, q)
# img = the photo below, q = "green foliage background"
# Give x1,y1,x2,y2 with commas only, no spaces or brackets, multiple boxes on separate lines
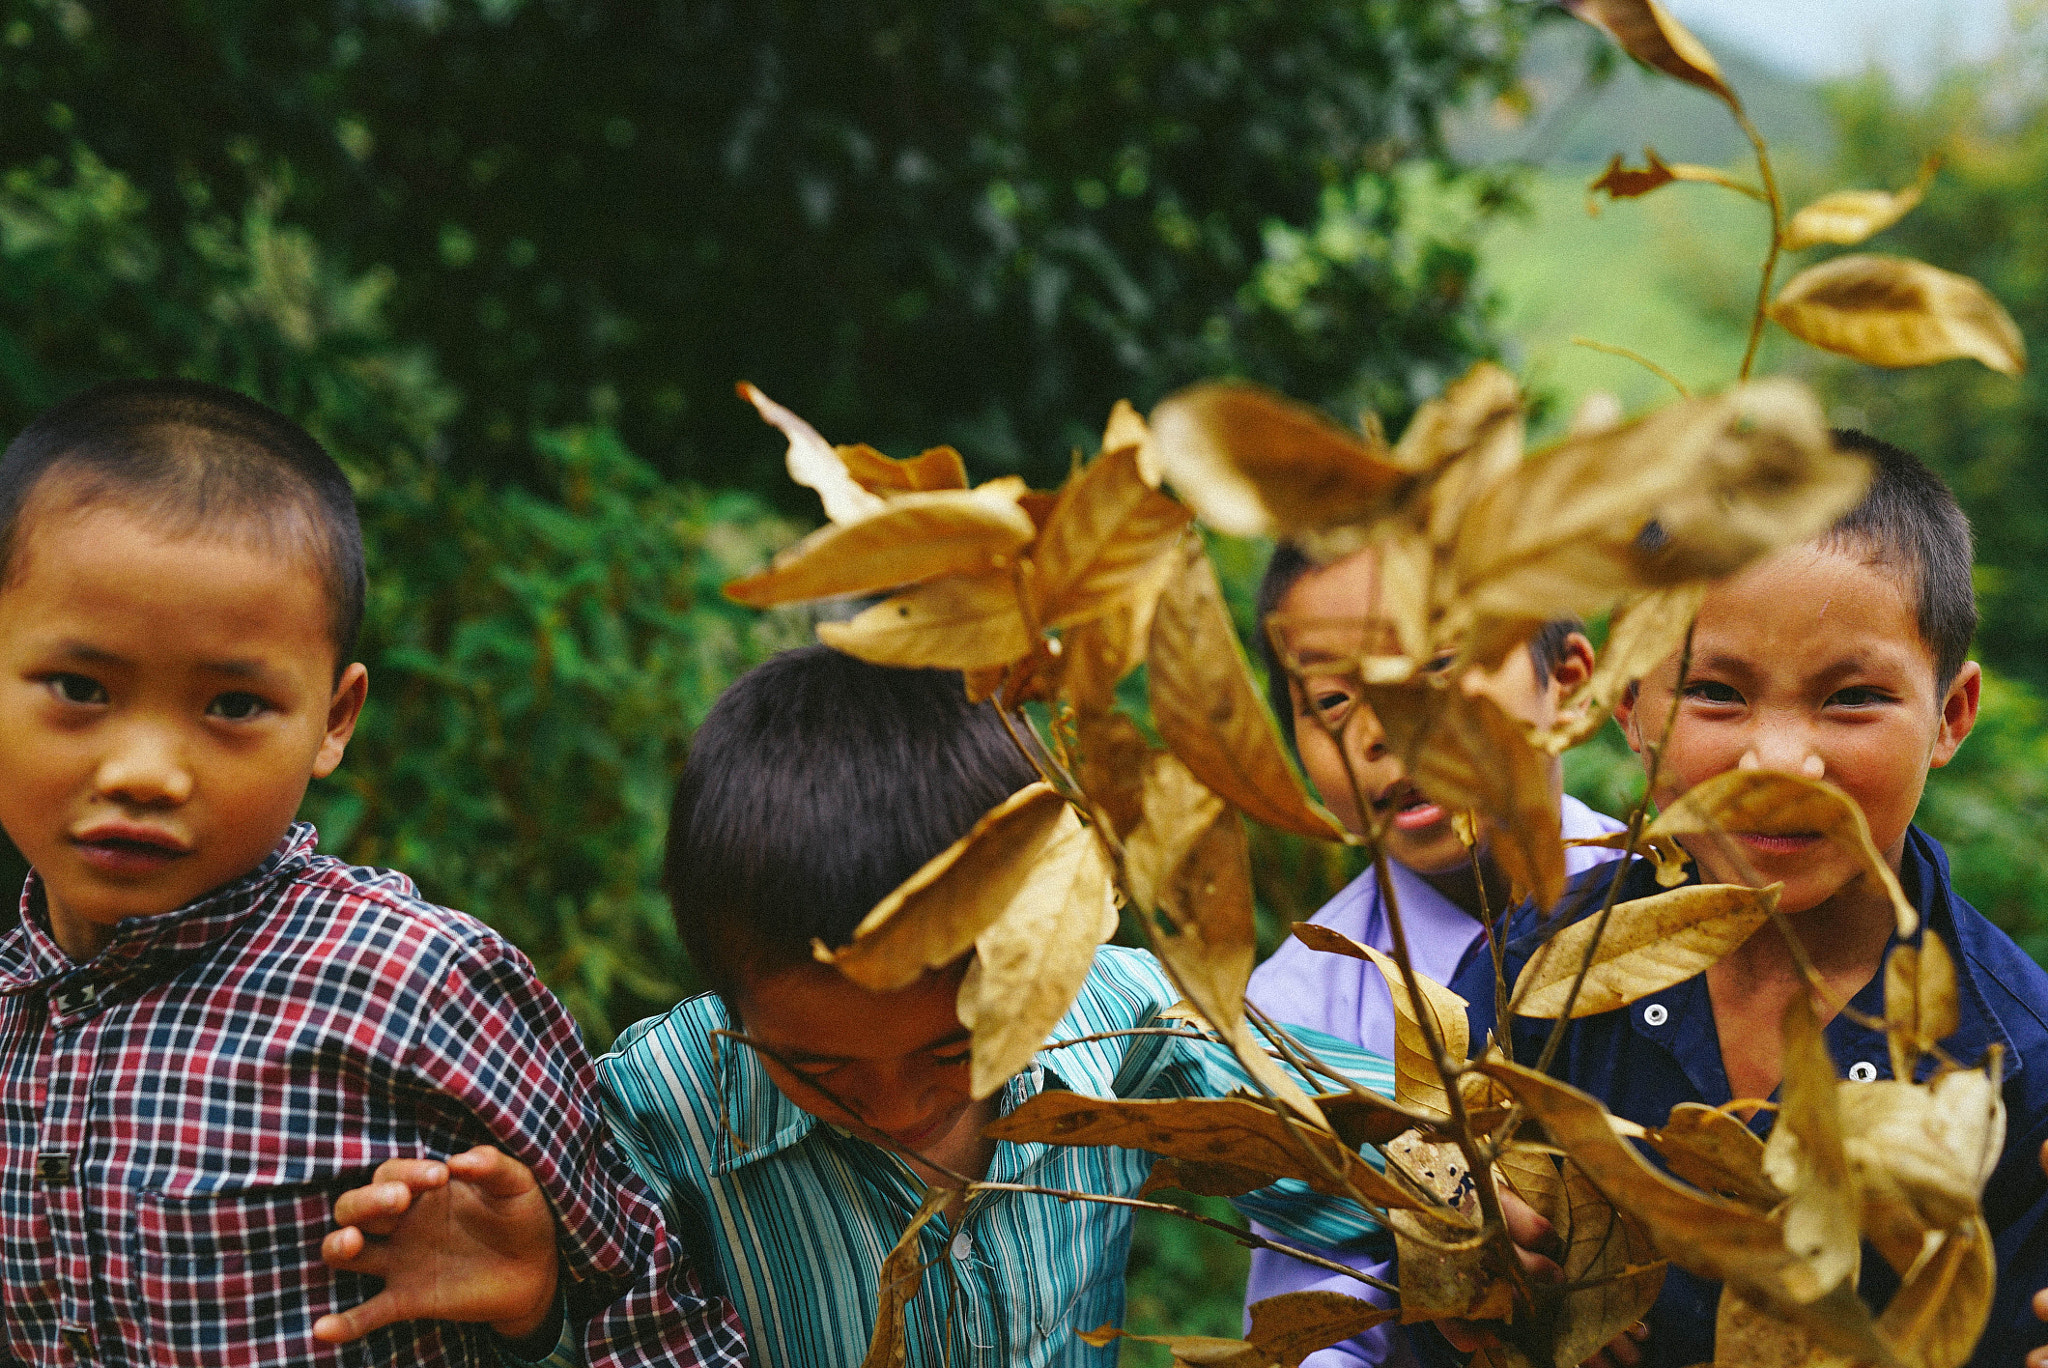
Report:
1,3,2045,1360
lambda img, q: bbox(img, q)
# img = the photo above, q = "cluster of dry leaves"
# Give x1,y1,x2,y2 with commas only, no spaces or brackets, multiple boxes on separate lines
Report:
718,3,2024,1366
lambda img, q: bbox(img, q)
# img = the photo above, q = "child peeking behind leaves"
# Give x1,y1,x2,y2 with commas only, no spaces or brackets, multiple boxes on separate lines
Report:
1244,545,1628,1368
321,645,1450,1367
1455,432,2048,1368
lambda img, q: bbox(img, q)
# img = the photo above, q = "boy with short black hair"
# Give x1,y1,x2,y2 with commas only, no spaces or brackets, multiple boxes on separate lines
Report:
1243,544,1627,1368
1455,431,2048,1368
326,644,1417,1367
0,379,743,1367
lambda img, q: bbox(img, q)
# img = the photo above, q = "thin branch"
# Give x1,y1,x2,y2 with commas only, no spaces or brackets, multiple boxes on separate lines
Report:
1036,1027,1215,1053
1570,337,1691,398
967,1180,1400,1297
1734,106,1785,380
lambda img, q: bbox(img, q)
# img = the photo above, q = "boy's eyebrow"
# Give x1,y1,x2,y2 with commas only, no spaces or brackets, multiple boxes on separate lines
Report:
55,639,126,666
197,657,272,679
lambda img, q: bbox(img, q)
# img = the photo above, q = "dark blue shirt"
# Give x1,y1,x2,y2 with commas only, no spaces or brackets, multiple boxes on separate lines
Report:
1448,826,2048,1368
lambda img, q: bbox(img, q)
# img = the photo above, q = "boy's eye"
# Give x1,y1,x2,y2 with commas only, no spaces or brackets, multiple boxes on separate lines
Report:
1828,686,1888,708
46,673,107,706
932,1050,971,1068
1300,687,1353,723
207,692,270,721
1682,680,1743,705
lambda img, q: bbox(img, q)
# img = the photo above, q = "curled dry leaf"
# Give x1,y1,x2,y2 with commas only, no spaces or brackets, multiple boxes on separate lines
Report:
1760,993,1860,1300
1028,444,1193,631
1840,1070,2004,1274
1101,397,1159,484
817,570,1031,671
1550,1162,1664,1368
1511,883,1779,1020
1563,829,1691,887
1357,678,1566,909
1122,750,1228,915
1781,157,1940,254
1319,1089,1447,1150
1883,934,1960,1081
1144,796,1259,1044
1644,770,1918,937
1770,254,2027,376
982,1091,1426,1211
1058,540,1181,710
1149,541,1349,841
1534,585,1703,755
739,382,886,526
1450,379,1862,622
1389,1205,1517,1323
1567,0,1737,108
1148,382,1409,540
1644,1103,1780,1209
1140,1156,1275,1199
1291,923,1469,1118
1875,1216,1994,1368
836,442,970,495
1072,708,1155,838
1585,149,1763,213
726,482,1036,608
958,821,1119,1097
1080,1292,1395,1368
861,1184,956,1368
1396,361,1521,493
818,783,1072,991
1712,1283,1827,1368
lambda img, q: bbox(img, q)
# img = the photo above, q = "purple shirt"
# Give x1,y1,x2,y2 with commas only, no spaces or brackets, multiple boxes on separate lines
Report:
1243,795,1625,1368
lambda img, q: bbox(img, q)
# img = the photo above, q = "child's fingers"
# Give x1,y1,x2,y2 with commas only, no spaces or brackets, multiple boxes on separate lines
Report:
2034,1285,2048,1322
312,1290,412,1345
332,1179,420,1234
371,1157,450,1190
444,1144,538,1199
319,1225,404,1280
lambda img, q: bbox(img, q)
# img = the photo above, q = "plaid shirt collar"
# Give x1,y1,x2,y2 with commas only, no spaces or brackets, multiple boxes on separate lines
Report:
0,821,320,1000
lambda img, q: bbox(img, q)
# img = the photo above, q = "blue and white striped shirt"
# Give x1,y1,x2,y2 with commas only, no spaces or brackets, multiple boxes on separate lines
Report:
586,946,1396,1368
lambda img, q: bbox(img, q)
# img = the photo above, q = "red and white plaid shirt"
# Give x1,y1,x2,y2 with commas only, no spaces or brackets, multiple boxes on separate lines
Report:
0,823,748,1368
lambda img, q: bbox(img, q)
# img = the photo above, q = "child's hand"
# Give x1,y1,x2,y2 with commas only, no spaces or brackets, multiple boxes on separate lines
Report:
313,1144,560,1345
2032,1141,2048,1368
1436,1187,1649,1368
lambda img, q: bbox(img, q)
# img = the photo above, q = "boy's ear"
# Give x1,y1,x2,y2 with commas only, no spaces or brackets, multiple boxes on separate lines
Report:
1611,680,1645,756
1550,632,1595,698
315,663,370,779
1929,660,1981,769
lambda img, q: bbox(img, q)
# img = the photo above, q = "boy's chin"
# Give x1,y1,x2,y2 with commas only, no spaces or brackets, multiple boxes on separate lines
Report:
1383,825,1472,877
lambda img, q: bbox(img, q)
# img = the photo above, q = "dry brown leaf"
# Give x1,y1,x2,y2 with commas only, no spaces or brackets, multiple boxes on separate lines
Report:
1101,397,1159,482
836,442,970,495
1079,1292,1395,1368
1029,445,1194,631
983,1091,1426,1211
1567,0,1737,107
1123,751,1229,915
861,1185,955,1368
1059,544,1179,710
957,823,1118,1098
1145,802,1258,1039
1644,770,1918,938
1480,1060,1839,1307
1389,1202,1518,1322
1563,829,1692,887
1770,254,2027,376
1497,1142,1570,1237
1511,883,1778,1019
740,382,887,526
1536,585,1704,754
1148,382,1411,539
1875,1216,1993,1368
1319,1089,1445,1150
1840,1071,2004,1274
1450,380,1861,622
727,483,1036,608
1644,1103,1780,1209
1149,542,1349,840
1712,1284,1836,1368
1139,1156,1275,1199
1395,361,1522,489
1290,923,1469,1118
1883,934,1960,1081
963,634,1060,706
1586,149,1762,213
1551,1161,1665,1368
817,570,1032,671
1761,993,1860,1298
1072,708,1154,839
818,783,1072,991
1357,678,1567,909
1781,158,1940,253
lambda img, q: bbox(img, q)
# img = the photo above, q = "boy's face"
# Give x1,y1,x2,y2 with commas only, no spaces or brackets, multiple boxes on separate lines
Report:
1277,548,1585,875
734,959,980,1154
1615,542,1979,921
0,501,367,960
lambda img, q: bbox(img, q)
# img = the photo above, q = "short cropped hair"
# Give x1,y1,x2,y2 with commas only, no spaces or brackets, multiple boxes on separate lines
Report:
1254,542,1583,732
0,379,366,667
666,645,1039,1006
1823,429,1976,690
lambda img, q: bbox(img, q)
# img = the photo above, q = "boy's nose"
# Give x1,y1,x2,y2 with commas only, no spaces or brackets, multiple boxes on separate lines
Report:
1736,745,1826,781
94,729,195,806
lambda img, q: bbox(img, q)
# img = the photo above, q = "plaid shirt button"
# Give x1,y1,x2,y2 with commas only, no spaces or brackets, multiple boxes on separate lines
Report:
35,1151,72,1185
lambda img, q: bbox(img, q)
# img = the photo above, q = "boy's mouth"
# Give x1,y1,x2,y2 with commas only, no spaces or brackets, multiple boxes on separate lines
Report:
70,824,191,876
1735,830,1824,857
1374,782,1447,834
